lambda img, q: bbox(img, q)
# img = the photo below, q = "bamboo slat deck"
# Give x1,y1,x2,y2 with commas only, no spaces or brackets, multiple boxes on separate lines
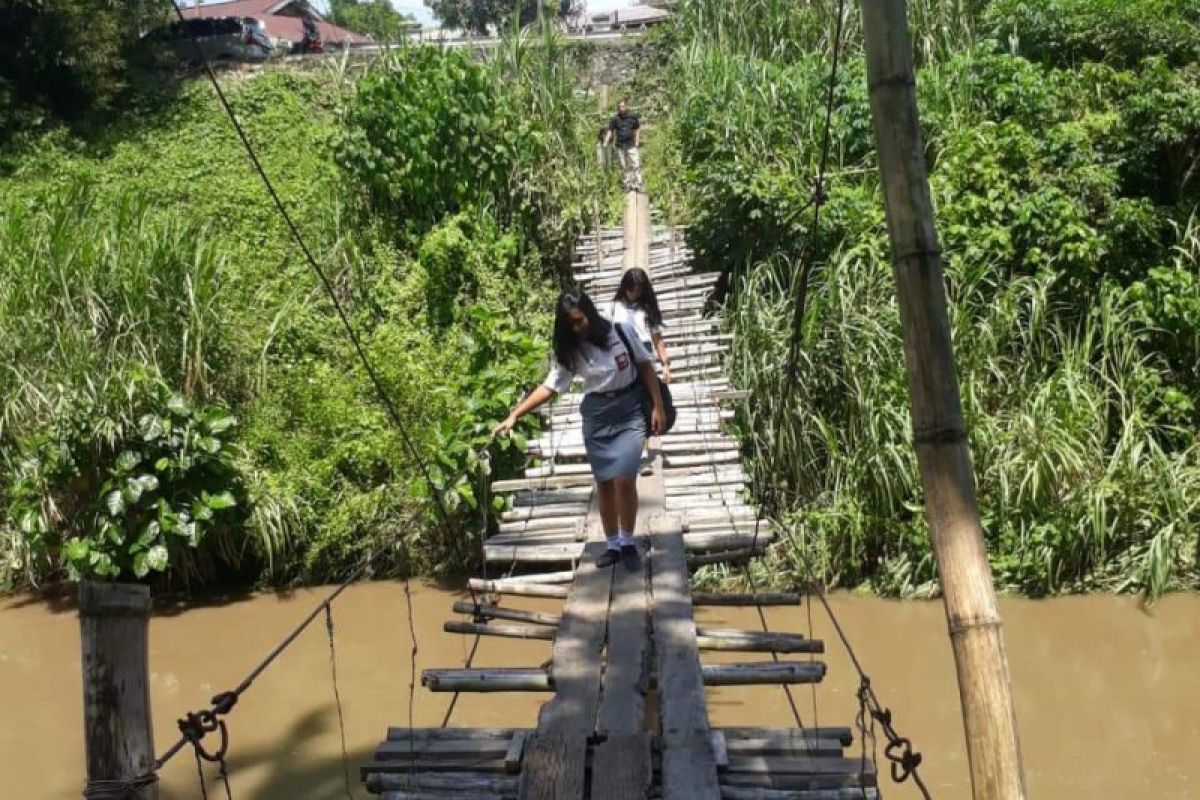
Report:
362,200,873,799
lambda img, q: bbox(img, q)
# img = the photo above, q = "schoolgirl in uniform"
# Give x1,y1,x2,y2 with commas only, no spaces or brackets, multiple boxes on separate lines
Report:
608,268,671,384
493,291,666,567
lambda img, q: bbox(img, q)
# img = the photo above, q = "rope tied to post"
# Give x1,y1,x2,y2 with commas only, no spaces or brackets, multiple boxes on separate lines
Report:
82,773,159,799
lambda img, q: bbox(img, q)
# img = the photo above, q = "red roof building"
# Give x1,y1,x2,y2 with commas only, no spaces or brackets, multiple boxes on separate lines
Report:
179,0,373,47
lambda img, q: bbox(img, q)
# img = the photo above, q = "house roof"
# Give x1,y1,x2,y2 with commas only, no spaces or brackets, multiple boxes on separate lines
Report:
178,0,373,45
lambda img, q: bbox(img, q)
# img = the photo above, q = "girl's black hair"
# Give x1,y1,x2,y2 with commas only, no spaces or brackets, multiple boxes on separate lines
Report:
553,290,612,371
614,268,663,329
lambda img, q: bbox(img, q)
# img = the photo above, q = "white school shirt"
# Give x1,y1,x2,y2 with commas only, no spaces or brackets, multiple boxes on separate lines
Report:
606,299,662,346
542,322,652,395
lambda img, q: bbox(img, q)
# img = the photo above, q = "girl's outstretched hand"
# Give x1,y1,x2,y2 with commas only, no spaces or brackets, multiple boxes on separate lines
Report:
491,414,518,438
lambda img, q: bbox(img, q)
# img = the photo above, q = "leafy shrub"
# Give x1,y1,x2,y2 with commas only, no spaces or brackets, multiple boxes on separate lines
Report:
663,9,1200,597
5,385,242,585
333,47,536,233
985,0,1200,68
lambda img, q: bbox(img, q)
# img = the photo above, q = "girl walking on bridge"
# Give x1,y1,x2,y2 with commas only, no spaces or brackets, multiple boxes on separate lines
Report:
608,268,671,385
493,290,666,568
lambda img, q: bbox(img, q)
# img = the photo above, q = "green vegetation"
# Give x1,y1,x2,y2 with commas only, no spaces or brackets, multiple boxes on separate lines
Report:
2,2,1197,600
0,34,600,590
652,0,1200,597
328,0,416,41
426,1,572,35
0,0,167,142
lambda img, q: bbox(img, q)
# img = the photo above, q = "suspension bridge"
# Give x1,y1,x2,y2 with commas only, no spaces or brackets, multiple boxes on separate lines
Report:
77,1,1029,796
358,197,877,800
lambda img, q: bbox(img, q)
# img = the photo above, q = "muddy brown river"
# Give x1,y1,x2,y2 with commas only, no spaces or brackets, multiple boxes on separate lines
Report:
1,582,1197,798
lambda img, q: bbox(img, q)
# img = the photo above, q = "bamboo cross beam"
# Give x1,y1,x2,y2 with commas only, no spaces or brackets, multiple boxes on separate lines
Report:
421,662,828,692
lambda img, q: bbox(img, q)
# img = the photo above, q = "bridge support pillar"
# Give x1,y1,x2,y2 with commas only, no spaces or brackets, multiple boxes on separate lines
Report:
79,581,158,799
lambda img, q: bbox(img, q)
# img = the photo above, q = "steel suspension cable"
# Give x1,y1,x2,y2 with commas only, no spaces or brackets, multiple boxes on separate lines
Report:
165,1,471,576
786,0,848,382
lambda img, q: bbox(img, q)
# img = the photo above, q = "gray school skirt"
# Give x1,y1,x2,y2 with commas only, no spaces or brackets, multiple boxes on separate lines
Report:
581,382,646,482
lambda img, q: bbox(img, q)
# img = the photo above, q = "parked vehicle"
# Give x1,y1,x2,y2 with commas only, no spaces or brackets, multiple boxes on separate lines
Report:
290,17,324,55
143,16,273,66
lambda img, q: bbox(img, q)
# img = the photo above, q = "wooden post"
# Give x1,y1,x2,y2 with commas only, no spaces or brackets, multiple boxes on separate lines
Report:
623,190,639,270
79,581,158,799
858,2,1027,798
636,191,651,269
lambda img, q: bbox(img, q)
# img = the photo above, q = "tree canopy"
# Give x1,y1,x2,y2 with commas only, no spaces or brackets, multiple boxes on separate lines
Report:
328,0,415,41
425,0,573,35
0,0,166,140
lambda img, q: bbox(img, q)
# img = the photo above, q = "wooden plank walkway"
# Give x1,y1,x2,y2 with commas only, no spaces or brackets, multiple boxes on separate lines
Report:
362,200,875,800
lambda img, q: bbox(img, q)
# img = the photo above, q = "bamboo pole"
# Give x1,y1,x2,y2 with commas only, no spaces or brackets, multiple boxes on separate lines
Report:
858,2,1027,797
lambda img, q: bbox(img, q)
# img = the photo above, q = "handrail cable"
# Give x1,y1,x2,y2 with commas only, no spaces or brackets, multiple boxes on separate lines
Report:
146,2,514,792
786,0,848,383
164,1,473,577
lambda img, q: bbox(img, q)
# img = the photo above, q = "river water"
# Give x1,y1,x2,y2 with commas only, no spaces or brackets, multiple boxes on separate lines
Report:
1,582,1197,799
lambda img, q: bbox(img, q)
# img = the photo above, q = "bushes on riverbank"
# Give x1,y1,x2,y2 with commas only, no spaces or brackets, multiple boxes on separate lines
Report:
0,40,595,590
660,2,1200,596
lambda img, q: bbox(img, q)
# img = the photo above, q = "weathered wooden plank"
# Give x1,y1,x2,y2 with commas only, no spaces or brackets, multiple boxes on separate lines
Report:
384,727,523,742
719,737,845,758
505,730,528,774
724,756,872,776
499,516,587,533
591,732,652,800
688,546,769,567
493,474,595,492
474,570,576,585
365,771,518,794
375,738,511,760
518,733,585,800
596,557,650,733
519,539,614,799
484,531,772,563
488,530,582,547
718,788,880,800
502,504,590,521
510,488,594,507
651,528,721,800
716,728,854,747
484,543,580,563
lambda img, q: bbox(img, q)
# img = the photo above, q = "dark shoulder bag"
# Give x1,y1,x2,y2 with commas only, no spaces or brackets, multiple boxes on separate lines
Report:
614,323,676,435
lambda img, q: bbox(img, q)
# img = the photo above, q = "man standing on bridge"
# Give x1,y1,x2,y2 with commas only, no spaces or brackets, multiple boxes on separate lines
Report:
604,99,642,193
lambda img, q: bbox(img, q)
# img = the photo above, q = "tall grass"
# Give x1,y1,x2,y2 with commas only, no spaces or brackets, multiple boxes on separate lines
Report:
722,243,1200,596
662,0,1200,597
0,183,304,587
0,183,226,440
674,0,985,64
